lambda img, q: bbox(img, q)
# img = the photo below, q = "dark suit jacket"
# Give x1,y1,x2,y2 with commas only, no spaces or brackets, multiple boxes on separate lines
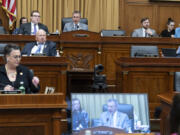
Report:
18,22,49,35
0,65,40,93
21,41,56,56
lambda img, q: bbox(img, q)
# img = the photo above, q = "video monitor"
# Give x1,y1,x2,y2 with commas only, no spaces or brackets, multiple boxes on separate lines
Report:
71,93,150,133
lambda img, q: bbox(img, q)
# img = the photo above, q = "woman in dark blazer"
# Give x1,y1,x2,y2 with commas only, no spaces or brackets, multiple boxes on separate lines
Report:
0,44,40,93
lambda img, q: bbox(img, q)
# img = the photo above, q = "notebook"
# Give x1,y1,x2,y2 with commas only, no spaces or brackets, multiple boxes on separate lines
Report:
161,48,177,57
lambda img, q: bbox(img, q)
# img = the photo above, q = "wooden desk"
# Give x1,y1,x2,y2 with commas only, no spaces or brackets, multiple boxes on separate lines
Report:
0,56,68,97
158,93,174,135
116,57,180,117
1,33,180,92
67,70,94,97
0,93,67,135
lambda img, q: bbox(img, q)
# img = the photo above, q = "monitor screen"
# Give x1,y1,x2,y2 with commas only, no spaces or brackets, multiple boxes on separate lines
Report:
71,93,150,133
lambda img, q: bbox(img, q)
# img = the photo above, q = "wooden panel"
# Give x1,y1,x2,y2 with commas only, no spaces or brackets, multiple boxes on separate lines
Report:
116,58,180,117
158,6,180,32
0,94,67,135
125,4,154,36
158,93,174,135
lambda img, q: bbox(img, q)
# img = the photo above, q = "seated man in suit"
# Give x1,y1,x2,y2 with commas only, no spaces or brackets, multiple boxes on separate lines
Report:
100,99,131,133
63,10,88,32
72,98,89,131
22,29,56,56
132,17,158,37
18,10,49,35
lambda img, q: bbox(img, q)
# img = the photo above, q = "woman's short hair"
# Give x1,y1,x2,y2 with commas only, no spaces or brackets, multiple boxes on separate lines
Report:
3,44,20,62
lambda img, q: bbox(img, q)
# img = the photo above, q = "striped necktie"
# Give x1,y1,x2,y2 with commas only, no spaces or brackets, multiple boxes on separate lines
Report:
35,44,43,54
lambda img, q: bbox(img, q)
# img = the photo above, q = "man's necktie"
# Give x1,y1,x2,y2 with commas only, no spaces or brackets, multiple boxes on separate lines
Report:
34,24,37,35
145,32,148,37
35,44,43,54
75,24,79,30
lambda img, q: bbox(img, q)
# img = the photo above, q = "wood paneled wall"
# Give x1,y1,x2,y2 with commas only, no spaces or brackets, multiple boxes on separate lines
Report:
120,0,180,35
1,0,180,35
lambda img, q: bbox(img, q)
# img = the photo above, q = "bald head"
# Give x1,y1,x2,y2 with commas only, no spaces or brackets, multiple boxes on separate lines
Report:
35,29,47,43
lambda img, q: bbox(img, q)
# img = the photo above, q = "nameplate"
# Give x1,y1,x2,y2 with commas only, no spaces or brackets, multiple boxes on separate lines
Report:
0,90,21,94
73,34,89,37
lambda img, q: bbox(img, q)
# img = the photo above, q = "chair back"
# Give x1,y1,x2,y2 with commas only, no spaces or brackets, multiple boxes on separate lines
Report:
130,45,159,57
175,72,180,91
0,43,7,56
101,30,125,37
61,17,88,31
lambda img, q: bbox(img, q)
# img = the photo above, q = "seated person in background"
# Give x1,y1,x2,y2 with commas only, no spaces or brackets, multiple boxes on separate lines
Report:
0,44,40,93
63,10,88,32
72,98,89,130
170,94,180,135
21,29,56,56
132,17,158,37
12,17,28,35
0,19,7,34
174,25,180,38
18,10,49,35
100,99,131,133
160,18,175,37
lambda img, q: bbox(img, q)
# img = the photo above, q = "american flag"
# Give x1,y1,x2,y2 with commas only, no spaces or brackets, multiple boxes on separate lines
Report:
1,0,16,30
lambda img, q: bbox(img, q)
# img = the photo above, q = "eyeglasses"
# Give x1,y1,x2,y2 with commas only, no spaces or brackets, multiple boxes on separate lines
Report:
32,15,40,18
10,55,21,59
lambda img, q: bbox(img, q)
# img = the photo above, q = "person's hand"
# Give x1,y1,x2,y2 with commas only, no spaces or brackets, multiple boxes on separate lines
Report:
4,85,14,91
146,28,153,36
32,76,40,88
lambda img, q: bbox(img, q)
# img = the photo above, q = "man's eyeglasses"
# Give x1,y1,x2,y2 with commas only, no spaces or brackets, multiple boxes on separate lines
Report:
32,15,40,18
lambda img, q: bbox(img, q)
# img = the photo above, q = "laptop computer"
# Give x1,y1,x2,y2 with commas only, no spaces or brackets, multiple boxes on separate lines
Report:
161,48,177,57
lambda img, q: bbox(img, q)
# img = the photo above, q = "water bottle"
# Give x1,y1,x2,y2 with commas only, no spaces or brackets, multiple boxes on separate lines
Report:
19,81,25,94
56,50,60,57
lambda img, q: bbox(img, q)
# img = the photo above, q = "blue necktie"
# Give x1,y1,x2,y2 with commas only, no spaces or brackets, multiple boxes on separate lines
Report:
35,44,43,54
34,24,37,35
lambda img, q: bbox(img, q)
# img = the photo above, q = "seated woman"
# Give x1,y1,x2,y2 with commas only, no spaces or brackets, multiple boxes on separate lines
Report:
0,44,40,93
160,18,175,37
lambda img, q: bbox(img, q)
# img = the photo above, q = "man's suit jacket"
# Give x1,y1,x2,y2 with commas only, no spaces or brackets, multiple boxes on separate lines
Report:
100,111,131,133
63,22,88,32
21,41,56,56
132,28,158,37
18,22,49,35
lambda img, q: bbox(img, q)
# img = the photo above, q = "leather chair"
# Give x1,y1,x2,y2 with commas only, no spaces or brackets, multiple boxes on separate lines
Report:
91,103,134,132
130,45,159,57
101,30,125,37
0,43,7,56
61,17,88,31
174,72,180,91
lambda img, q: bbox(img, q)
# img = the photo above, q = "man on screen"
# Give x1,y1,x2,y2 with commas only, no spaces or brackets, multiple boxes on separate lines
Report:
72,98,89,131
100,99,131,133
